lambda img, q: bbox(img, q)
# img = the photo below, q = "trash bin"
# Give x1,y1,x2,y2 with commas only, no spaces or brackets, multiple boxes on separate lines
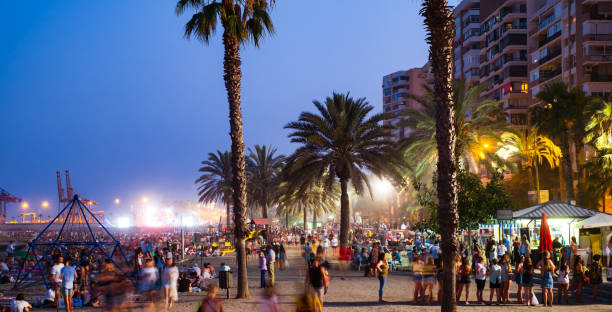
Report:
219,271,232,298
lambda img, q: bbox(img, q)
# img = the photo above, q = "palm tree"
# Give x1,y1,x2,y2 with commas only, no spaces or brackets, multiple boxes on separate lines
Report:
586,99,612,151
500,130,562,203
584,149,612,211
530,82,578,203
399,79,507,181
195,151,232,232
284,92,400,248
421,1,458,311
176,0,275,298
247,145,284,219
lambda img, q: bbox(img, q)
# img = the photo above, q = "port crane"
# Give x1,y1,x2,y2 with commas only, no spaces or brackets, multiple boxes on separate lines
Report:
0,188,22,223
56,170,103,222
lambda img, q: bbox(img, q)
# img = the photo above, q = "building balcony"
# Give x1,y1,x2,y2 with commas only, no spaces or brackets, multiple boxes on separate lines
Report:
537,48,562,66
587,13,612,21
538,67,562,84
584,34,612,42
538,31,561,48
585,54,612,63
585,74,612,82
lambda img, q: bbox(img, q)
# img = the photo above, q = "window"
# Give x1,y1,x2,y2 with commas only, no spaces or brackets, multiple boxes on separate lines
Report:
384,88,391,96
521,82,528,93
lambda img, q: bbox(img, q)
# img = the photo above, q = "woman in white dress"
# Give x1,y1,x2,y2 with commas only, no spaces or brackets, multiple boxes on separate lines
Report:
162,258,179,311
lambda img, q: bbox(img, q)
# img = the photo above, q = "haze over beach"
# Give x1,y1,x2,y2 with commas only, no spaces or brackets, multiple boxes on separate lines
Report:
0,1,465,216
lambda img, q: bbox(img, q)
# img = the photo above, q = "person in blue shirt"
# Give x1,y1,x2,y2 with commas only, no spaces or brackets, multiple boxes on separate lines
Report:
502,235,510,255
431,241,441,266
60,259,78,312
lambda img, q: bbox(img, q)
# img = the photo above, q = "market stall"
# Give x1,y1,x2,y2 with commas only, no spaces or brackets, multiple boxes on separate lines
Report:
577,213,612,266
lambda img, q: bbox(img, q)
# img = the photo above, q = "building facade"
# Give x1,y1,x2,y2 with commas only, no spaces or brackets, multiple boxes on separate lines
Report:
479,0,530,128
528,0,612,103
382,64,432,140
453,0,481,85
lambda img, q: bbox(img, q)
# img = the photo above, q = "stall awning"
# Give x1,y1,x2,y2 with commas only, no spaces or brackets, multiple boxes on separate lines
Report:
577,213,612,228
251,218,270,225
513,201,600,219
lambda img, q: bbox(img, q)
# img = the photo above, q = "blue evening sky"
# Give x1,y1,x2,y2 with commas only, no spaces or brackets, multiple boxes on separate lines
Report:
0,0,460,217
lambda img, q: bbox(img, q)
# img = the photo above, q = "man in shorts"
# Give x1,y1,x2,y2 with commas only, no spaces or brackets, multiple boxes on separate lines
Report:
60,259,77,312
50,255,64,311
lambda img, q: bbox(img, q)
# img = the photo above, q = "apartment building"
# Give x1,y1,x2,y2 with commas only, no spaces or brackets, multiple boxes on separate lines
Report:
382,64,432,140
479,0,530,127
453,0,481,84
528,0,612,102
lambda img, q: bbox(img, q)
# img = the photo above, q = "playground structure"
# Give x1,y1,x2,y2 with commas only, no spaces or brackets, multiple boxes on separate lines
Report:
14,194,128,289
0,188,22,224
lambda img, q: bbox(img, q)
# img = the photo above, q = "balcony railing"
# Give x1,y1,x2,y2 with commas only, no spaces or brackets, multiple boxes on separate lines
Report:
589,13,612,21
585,54,612,62
539,68,562,83
586,34,612,41
538,31,561,47
538,48,562,65
590,74,612,82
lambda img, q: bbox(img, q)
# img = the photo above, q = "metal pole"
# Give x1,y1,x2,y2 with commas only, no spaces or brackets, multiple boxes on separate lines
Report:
181,227,185,260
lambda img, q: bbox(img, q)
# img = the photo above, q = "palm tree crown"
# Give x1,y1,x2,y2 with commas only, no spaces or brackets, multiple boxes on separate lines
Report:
195,150,233,228
176,0,274,47
399,79,506,180
247,144,284,218
285,92,400,247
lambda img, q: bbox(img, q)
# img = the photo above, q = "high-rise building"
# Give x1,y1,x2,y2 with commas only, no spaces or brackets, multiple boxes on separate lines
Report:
453,0,481,84
527,0,612,103
479,0,530,128
382,64,432,140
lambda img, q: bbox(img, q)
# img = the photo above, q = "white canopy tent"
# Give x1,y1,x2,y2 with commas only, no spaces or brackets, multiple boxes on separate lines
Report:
577,213,612,228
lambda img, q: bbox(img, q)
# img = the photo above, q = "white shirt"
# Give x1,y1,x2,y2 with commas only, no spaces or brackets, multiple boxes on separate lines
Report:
10,300,30,312
497,244,507,256
331,238,339,247
475,263,486,280
51,263,64,283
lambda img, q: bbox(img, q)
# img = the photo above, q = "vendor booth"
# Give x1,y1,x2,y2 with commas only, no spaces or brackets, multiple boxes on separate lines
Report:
512,201,600,245
577,213,612,266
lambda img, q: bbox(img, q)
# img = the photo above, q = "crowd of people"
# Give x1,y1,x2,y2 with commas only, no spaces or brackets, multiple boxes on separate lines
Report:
0,223,609,311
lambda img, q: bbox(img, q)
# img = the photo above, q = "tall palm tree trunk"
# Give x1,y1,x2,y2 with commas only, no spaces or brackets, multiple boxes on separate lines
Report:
422,1,458,311
339,177,350,249
223,30,249,299
575,143,585,205
262,204,268,219
303,203,307,230
534,159,541,204
226,201,231,235
560,137,575,203
312,209,317,231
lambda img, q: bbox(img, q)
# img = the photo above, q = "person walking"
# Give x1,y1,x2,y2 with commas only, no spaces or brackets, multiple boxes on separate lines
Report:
50,255,64,312
422,256,435,305
588,254,603,302
456,257,471,305
59,259,77,312
520,235,531,259
162,258,179,311
376,252,389,303
474,257,486,305
267,245,276,286
305,257,327,304
514,255,524,303
537,250,555,307
198,284,223,312
522,257,535,306
487,258,501,306
573,255,586,303
412,255,424,304
556,257,570,304
500,254,512,304
259,251,268,288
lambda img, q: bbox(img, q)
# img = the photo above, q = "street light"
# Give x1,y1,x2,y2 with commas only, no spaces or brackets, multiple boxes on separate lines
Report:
114,198,120,205
21,202,29,209
372,177,396,226
141,196,149,203
42,201,49,208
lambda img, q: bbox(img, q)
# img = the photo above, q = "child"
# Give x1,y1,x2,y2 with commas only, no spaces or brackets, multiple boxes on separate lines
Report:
198,284,223,312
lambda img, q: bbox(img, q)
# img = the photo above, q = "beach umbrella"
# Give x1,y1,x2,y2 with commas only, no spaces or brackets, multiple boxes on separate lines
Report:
539,212,553,252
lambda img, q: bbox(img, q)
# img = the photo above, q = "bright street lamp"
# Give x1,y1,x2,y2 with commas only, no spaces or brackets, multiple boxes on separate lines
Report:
114,198,120,204
141,196,149,203
21,202,29,209
41,201,49,208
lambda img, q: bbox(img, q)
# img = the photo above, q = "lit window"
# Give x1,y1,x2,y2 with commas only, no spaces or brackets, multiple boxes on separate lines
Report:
521,82,528,93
